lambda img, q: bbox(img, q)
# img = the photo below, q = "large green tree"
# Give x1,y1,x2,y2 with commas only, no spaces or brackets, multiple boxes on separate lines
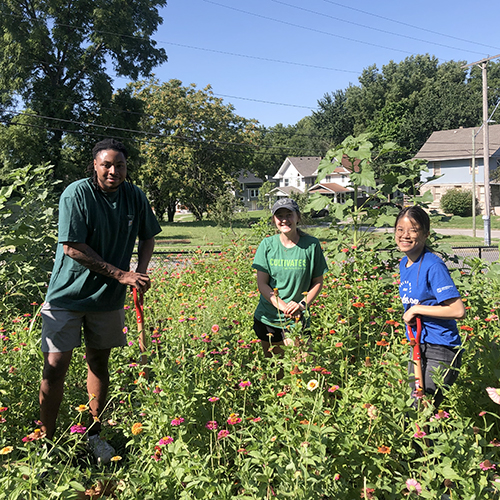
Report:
132,79,259,222
0,0,167,180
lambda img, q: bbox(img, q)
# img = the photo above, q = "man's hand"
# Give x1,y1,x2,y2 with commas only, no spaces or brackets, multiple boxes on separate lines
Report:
118,271,151,294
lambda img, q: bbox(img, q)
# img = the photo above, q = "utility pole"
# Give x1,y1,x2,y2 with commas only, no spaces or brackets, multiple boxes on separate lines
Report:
462,54,500,246
472,129,476,238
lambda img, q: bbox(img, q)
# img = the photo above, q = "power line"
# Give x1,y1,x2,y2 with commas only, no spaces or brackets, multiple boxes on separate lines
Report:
3,111,327,153
202,0,414,56
320,0,500,53
161,41,360,74
273,0,486,56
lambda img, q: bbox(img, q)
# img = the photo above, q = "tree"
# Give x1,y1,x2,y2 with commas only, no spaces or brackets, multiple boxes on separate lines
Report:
0,0,167,180
313,89,355,149
132,79,259,222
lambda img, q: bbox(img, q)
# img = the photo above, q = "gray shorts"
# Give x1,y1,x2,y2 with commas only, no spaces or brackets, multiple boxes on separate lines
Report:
41,302,127,353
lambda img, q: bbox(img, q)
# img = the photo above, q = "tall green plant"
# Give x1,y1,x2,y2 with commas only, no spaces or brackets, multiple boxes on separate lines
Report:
307,134,433,251
0,163,58,311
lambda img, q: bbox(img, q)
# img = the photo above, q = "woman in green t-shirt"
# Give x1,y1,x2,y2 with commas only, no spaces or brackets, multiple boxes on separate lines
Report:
252,198,328,367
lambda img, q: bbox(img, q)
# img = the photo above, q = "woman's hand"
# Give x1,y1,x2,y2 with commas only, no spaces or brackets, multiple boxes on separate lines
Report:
403,306,419,326
283,301,303,318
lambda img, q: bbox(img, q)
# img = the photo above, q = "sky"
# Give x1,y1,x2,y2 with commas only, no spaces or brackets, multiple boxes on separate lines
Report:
116,0,500,128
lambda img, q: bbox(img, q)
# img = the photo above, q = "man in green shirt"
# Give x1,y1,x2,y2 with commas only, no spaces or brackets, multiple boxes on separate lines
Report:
39,139,161,463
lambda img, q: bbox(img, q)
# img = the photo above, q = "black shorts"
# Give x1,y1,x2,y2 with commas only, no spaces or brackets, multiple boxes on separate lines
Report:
253,317,286,344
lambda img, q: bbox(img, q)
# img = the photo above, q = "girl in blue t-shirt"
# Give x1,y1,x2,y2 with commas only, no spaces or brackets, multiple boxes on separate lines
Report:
395,206,465,407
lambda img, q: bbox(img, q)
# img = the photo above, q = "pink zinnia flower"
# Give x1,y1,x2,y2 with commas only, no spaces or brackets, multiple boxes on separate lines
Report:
277,391,286,397
158,436,174,445
70,424,87,434
239,380,251,389
208,397,219,403
227,413,242,425
328,385,340,393
153,386,162,394
217,429,230,440
434,410,450,419
205,421,218,431
171,417,184,426
252,417,262,423
406,478,422,495
480,460,496,471
211,325,219,333
487,388,500,405
413,424,426,439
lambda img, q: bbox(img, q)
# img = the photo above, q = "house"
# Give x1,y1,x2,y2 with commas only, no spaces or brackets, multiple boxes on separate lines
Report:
236,171,269,211
415,125,500,214
271,156,370,205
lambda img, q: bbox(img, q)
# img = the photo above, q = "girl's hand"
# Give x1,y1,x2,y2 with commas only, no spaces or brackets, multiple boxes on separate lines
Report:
283,301,301,318
403,306,419,325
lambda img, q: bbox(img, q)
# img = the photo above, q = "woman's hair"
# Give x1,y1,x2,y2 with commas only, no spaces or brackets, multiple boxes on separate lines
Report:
394,205,430,234
86,138,132,189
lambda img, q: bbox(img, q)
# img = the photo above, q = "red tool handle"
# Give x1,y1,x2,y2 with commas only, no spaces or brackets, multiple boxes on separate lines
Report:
133,288,144,326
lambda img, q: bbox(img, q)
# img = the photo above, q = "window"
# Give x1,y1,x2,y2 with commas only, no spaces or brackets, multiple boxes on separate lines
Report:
296,178,300,187
284,179,289,186
249,189,258,198
325,176,331,183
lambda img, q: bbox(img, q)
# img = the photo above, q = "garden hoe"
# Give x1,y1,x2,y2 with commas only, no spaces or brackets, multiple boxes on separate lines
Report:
133,287,148,380
408,316,423,399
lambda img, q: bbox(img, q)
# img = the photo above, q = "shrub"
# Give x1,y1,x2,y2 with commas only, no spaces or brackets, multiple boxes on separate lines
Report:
0,163,58,311
440,188,478,217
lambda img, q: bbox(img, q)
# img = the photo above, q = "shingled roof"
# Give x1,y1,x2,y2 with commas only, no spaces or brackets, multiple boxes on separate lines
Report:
415,124,500,161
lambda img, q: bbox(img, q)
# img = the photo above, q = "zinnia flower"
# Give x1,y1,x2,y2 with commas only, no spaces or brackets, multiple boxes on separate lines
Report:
70,423,87,434
211,325,219,333
406,478,422,495
367,405,378,420
328,385,340,393
208,397,219,403
480,460,496,471
131,423,143,435
75,404,88,412
239,380,251,389
307,379,319,391
110,456,122,462
434,410,450,419
0,446,13,455
413,424,426,438
377,445,391,454
227,413,242,425
171,417,184,426
487,388,500,405
277,391,286,397
217,429,230,440
158,436,174,445
205,421,218,431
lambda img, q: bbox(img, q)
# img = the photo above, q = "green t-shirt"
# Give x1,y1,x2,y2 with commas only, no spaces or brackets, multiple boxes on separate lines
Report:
46,178,161,311
252,233,328,328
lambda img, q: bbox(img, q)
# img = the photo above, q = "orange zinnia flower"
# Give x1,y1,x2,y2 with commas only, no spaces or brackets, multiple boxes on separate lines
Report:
377,445,391,454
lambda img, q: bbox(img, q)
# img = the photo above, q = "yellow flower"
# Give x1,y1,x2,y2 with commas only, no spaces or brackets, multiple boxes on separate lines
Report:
75,404,89,412
307,379,319,391
0,446,13,455
110,456,122,462
131,422,143,435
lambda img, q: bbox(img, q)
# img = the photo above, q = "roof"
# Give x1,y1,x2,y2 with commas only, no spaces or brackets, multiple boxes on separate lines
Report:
309,182,353,194
237,171,265,183
270,186,303,196
274,157,321,179
415,124,500,161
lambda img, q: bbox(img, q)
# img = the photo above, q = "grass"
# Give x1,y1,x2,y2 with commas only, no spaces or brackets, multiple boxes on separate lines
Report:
155,213,498,252
433,214,500,229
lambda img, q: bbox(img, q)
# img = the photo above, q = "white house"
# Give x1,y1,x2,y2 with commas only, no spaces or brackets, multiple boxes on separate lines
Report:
271,156,363,205
415,124,500,214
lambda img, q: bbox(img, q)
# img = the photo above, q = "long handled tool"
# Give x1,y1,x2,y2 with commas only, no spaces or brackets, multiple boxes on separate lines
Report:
407,316,423,397
133,288,148,379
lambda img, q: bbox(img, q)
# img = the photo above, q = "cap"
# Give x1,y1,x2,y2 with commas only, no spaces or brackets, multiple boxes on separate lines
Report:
271,198,300,215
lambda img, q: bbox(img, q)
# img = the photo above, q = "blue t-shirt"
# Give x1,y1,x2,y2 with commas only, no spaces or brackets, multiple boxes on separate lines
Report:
399,249,461,346
252,233,328,328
